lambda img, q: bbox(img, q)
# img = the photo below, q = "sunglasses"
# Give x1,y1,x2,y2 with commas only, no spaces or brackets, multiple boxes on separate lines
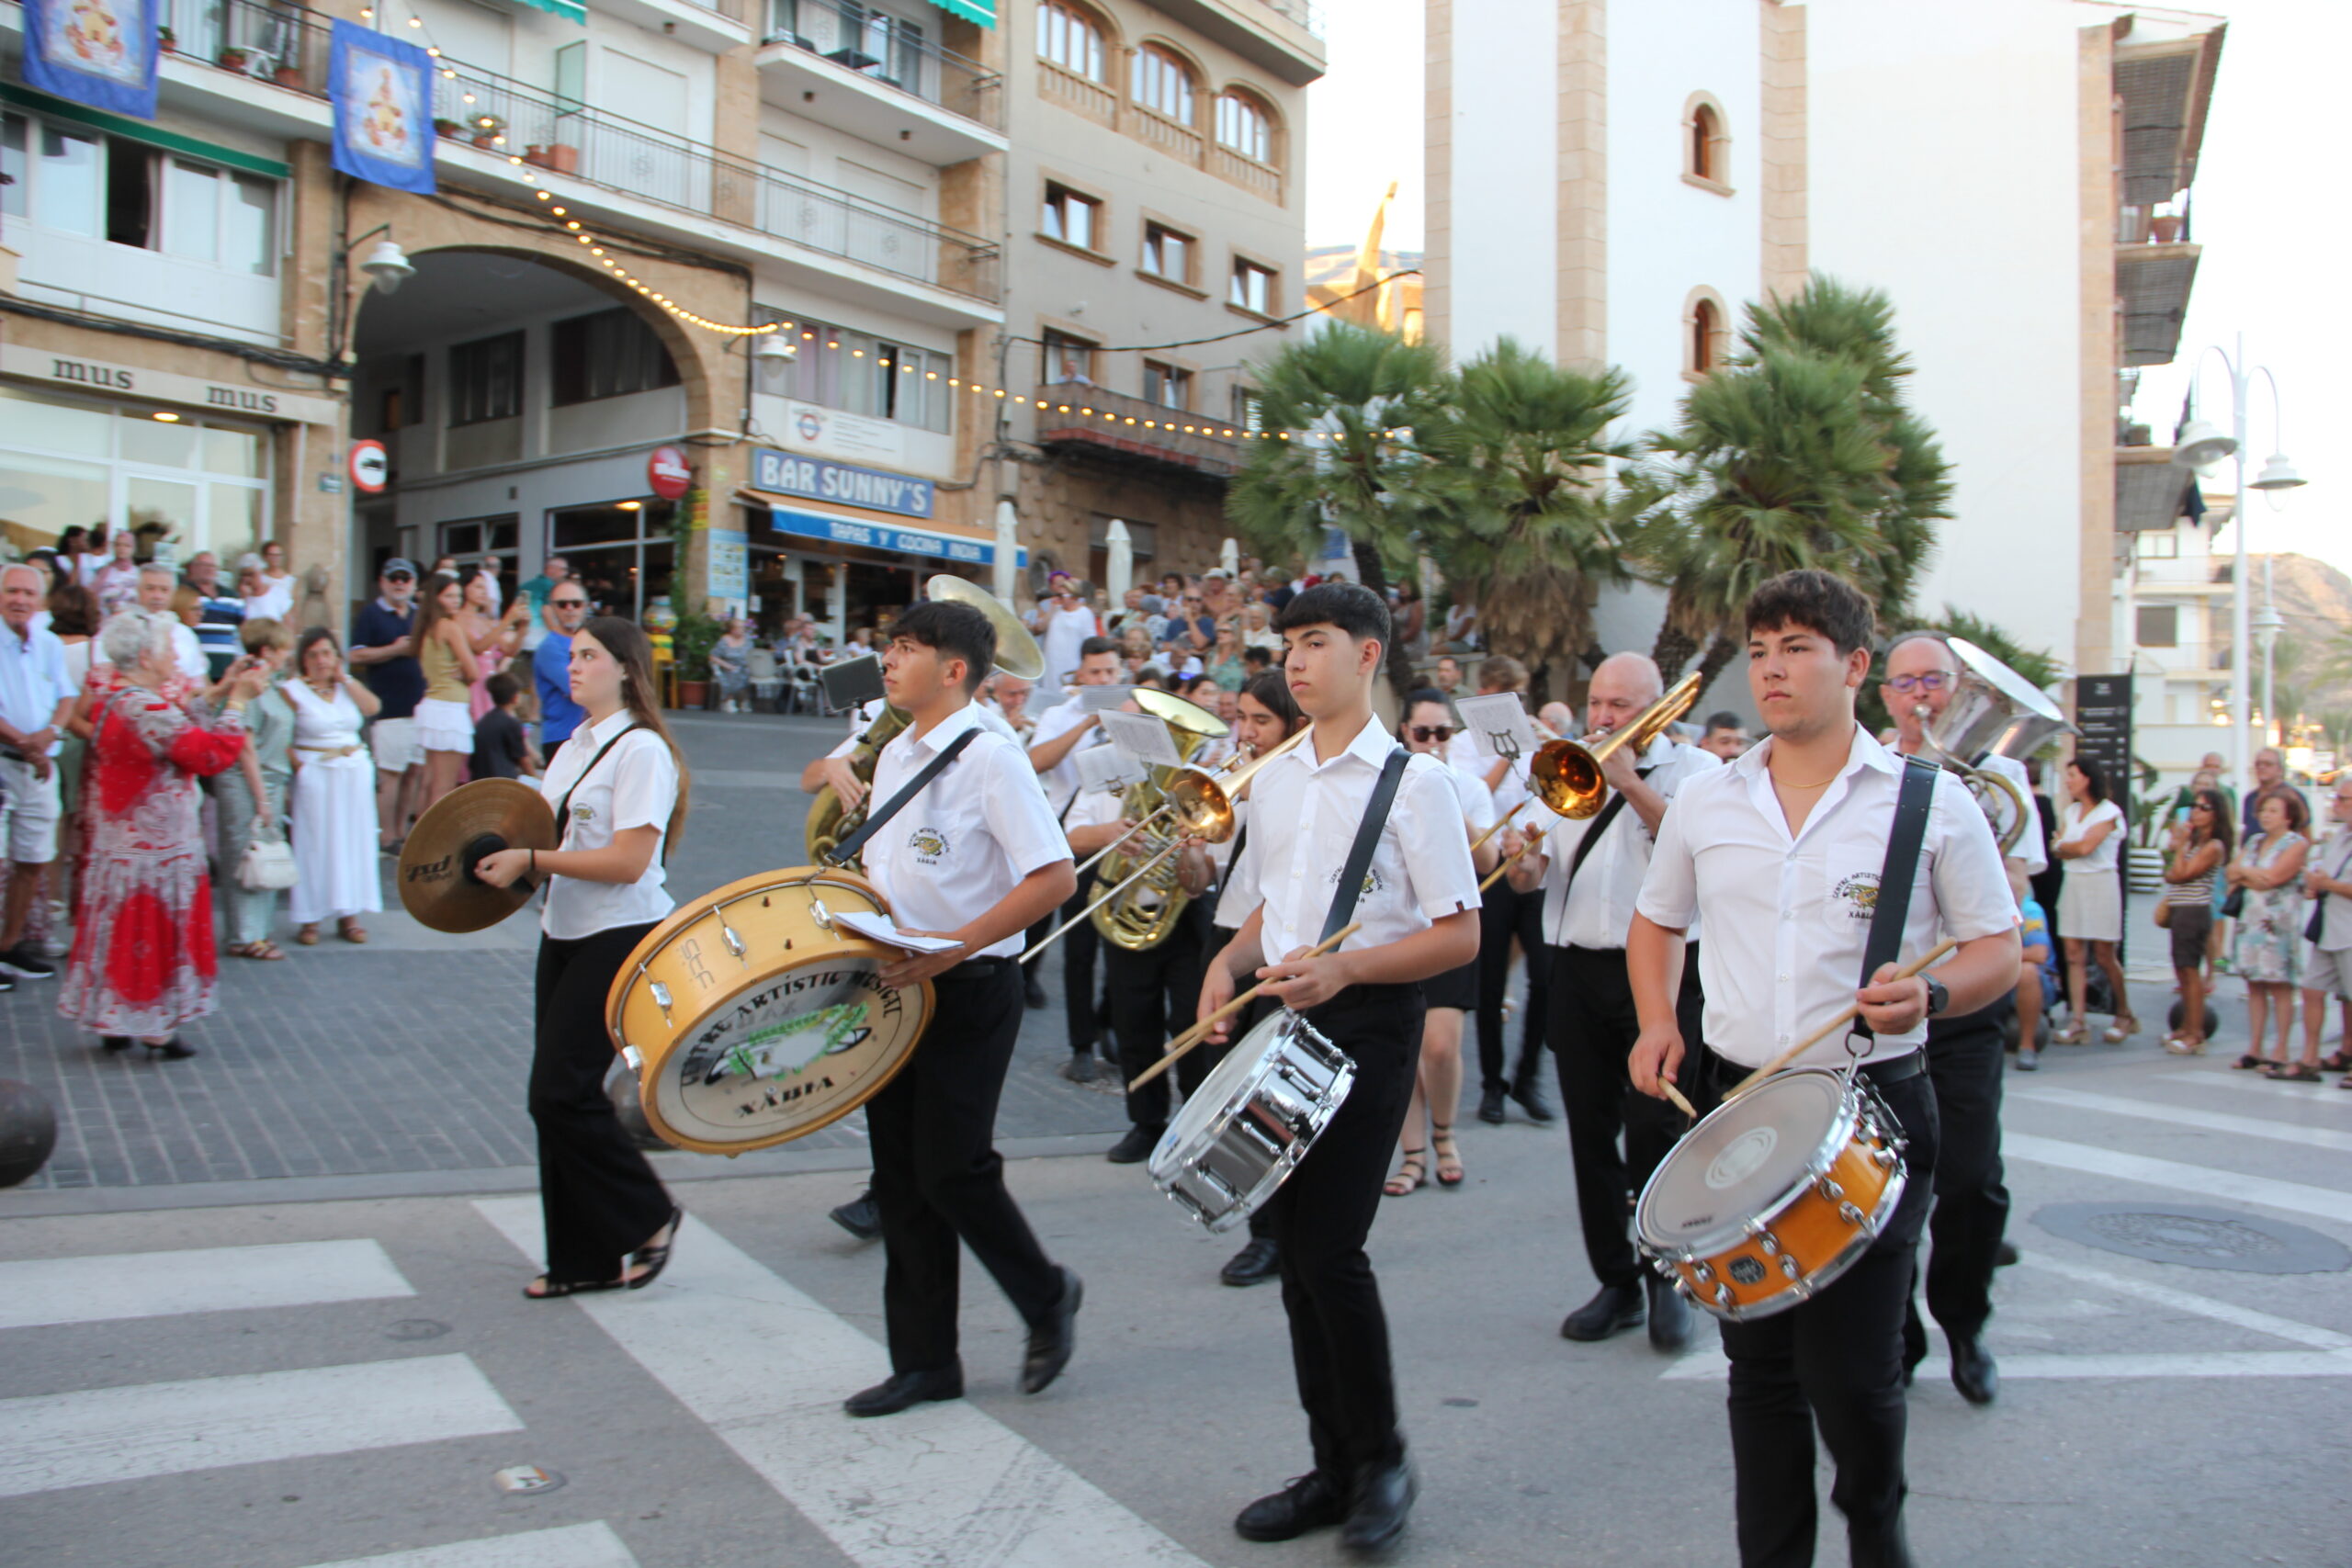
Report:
1408,725,1455,743
1883,671,1951,694
384,573,414,583
552,598,587,608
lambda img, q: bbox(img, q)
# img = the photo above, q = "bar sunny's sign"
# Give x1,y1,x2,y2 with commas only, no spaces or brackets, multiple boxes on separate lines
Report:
750,447,933,521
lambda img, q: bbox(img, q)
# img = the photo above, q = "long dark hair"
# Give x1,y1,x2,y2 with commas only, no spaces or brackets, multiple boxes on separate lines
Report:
2067,753,2109,805
1240,670,1304,736
578,615,689,848
413,571,464,651
2189,786,2234,859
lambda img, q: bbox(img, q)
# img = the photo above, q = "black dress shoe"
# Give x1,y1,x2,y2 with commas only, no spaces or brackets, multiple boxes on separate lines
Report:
1645,1274,1692,1353
1476,1087,1507,1125
99,1036,131,1053
1220,1235,1280,1287
1105,1124,1160,1164
1233,1470,1347,1542
1059,1053,1102,1085
1021,1266,1081,1393
843,1366,962,1417
1559,1281,1645,1342
1949,1332,1999,1405
1510,1078,1555,1123
1340,1457,1416,1552
829,1190,881,1242
1994,1239,2020,1268
145,1038,198,1060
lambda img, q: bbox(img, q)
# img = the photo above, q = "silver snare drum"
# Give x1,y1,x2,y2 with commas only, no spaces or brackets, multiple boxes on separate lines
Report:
1148,1010,1354,1233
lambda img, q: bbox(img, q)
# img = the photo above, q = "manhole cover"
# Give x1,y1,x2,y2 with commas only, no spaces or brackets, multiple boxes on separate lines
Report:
383,1318,450,1342
2032,1202,2351,1275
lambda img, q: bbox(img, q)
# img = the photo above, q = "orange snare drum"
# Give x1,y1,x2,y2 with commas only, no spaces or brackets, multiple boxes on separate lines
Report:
605,867,933,1156
1634,1069,1908,1321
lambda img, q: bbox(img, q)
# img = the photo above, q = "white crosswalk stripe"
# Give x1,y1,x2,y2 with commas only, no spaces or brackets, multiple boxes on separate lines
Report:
0,1240,414,1330
0,1355,522,1498
474,1197,1210,1568
2003,1132,2352,1224
297,1523,641,1568
2008,1085,2352,1154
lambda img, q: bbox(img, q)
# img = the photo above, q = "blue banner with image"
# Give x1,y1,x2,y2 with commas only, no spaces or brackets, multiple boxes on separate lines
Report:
328,20,436,195
22,0,160,120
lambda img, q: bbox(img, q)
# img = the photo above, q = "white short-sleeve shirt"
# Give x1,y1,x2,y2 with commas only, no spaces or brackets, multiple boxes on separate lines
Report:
1634,725,2016,1068
1222,712,1483,959
1526,736,1721,952
863,700,1073,957
1026,694,1106,816
537,708,679,940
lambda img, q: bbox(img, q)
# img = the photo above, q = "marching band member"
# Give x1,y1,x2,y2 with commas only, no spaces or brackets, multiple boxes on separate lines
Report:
1027,637,1125,1081
474,618,687,1301
1200,670,1311,1288
835,601,1082,1418
1629,571,2018,1568
1450,655,1554,1124
1504,652,1719,1349
1198,583,1480,1552
1385,688,1498,1193
1880,630,2049,1405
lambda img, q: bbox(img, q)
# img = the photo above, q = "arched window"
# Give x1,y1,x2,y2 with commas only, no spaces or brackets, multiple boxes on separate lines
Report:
1683,92,1730,193
1215,89,1272,163
1685,288,1730,378
1036,0,1105,83
1132,44,1196,124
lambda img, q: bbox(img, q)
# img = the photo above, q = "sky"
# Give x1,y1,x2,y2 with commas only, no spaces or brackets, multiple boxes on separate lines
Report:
1295,0,2344,578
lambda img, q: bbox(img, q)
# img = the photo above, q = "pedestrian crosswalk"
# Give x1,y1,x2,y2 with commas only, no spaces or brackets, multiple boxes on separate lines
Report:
298,1523,641,1568
0,1239,413,1329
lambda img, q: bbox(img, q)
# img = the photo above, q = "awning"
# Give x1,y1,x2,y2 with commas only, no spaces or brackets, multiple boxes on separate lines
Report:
741,492,1024,568
506,0,588,26
933,0,995,26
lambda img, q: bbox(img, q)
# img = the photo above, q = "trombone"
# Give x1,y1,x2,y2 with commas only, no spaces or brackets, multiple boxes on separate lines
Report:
1020,726,1312,964
1526,672,1704,821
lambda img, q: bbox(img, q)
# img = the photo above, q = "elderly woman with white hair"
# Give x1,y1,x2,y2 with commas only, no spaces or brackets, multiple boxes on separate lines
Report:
61,610,258,1058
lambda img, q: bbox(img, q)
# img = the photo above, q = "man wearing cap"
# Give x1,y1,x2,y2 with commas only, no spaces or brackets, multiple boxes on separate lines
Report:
350,559,424,852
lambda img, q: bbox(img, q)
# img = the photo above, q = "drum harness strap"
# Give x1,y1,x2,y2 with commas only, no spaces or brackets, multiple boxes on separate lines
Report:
1845,756,1942,1074
823,726,982,868
549,724,677,867
1319,747,1412,946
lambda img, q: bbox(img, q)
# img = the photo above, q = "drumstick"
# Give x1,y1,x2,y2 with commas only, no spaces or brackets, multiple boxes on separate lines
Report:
1128,922,1362,1090
1725,937,1962,1099
1660,1079,1698,1119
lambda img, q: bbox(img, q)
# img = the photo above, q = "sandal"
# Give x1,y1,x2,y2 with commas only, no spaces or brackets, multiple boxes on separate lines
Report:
337,919,368,944
627,1208,684,1290
2102,1014,2140,1044
2052,1022,2087,1045
228,941,285,961
295,924,319,946
1384,1150,1429,1197
2233,1054,2271,1071
524,1275,627,1301
1431,1126,1464,1188
2320,1050,2352,1073
2267,1062,2323,1083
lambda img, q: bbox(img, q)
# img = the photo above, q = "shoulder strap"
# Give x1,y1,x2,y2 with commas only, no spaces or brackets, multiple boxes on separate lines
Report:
552,725,638,842
1565,765,1654,887
827,725,982,867
1852,755,1940,1043
1320,746,1411,945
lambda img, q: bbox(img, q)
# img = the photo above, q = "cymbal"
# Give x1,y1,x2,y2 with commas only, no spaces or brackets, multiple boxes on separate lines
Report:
925,574,1046,681
396,779,557,933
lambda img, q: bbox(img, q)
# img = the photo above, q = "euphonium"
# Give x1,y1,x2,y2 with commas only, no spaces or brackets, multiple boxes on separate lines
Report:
803,702,910,871
1090,691,1227,952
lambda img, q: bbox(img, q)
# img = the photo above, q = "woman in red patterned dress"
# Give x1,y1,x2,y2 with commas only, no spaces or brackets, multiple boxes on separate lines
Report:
61,610,255,1060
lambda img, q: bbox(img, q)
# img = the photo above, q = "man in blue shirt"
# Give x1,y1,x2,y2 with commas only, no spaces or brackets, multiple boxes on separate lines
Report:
533,580,590,759
349,559,424,852
0,563,76,982
183,552,245,680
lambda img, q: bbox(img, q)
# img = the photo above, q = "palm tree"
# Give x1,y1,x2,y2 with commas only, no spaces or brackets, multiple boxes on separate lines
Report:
1420,339,1639,686
1226,323,1455,696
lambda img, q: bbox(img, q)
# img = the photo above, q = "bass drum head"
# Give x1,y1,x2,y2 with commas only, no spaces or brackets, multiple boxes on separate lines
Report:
641,953,930,1153
1637,1070,1845,1255
1148,1008,1288,1184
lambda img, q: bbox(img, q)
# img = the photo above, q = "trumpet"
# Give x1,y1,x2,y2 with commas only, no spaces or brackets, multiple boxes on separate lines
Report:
1526,672,1703,821
1020,726,1313,964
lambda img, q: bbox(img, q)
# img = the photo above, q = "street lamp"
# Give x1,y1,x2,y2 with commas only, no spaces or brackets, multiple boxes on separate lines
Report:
2172,334,2307,797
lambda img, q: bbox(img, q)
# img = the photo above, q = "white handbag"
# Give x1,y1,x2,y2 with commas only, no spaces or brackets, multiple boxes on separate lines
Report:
237,824,299,892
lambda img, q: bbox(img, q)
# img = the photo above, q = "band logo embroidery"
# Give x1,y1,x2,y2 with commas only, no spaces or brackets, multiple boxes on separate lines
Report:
1328,865,1385,898
907,826,948,863
1831,872,1880,924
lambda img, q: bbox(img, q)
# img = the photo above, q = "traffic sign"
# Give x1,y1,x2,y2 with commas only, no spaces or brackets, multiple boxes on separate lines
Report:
349,440,390,494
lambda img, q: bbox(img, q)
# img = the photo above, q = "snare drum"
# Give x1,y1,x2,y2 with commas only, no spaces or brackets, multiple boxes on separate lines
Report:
605,868,933,1156
1148,1010,1353,1233
1634,1069,1907,1321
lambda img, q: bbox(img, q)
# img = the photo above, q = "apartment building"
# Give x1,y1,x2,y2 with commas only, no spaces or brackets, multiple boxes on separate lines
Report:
1425,0,2225,717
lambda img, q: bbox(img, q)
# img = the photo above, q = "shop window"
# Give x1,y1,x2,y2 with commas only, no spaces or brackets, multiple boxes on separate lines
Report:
1215,90,1273,164
1141,220,1193,285
1042,329,1098,386
1035,0,1106,81
1229,257,1276,315
551,308,681,406
0,387,269,562
548,499,675,621
1132,44,1196,125
1232,385,1263,433
1042,182,1101,250
1143,361,1191,411
448,332,525,426
2135,530,2180,560
2136,604,2179,649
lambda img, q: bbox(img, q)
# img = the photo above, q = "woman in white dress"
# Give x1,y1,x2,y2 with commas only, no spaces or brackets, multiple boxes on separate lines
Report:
2052,753,2134,1043
284,627,383,945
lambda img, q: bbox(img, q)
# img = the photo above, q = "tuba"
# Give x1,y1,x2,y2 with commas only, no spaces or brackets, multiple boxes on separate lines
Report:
1091,691,1229,952
1914,637,2075,856
802,575,1046,871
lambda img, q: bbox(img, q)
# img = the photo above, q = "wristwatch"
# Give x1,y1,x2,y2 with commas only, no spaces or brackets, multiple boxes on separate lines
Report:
1922,976,1950,1018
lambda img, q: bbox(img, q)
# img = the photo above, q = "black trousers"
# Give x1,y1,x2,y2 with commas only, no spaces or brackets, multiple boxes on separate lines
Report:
867,961,1064,1374
1262,982,1424,1478
1688,1046,1940,1568
530,924,674,1283
1908,1014,2009,1347
1546,942,1702,1289
1475,880,1547,1093
1103,904,1210,1131
1055,875,1108,1055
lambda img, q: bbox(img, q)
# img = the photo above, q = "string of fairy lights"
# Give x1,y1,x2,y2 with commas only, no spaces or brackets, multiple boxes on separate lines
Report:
356,6,1390,447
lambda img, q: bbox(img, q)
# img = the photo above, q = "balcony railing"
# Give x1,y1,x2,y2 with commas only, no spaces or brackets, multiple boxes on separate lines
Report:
1253,0,1323,35
763,0,1001,130
163,0,334,97
434,62,999,302
1032,384,1242,479
1035,66,1284,205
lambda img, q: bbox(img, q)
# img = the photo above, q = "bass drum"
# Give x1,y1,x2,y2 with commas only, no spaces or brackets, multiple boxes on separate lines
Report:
1148,1009,1353,1233
605,867,933,1156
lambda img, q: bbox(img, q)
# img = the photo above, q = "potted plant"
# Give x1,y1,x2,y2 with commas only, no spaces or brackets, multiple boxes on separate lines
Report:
273,58,303,86
2127,757,2171,895
469,113,504,150
2151,210,2184,243
157,25,175,52
218,44,250,70
434,118,464,140
669,613,722,709
540,142,579,174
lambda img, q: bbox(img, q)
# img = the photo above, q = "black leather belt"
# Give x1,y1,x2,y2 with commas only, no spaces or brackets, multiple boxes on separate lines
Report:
941,955,1014,980
1855,1050,1927,1087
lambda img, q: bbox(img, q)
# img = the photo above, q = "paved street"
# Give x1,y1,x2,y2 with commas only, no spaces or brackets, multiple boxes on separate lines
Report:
2,713,2349,1566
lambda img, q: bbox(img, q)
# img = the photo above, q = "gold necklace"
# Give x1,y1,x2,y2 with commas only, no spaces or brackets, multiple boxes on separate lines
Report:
1770,767,1842,791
